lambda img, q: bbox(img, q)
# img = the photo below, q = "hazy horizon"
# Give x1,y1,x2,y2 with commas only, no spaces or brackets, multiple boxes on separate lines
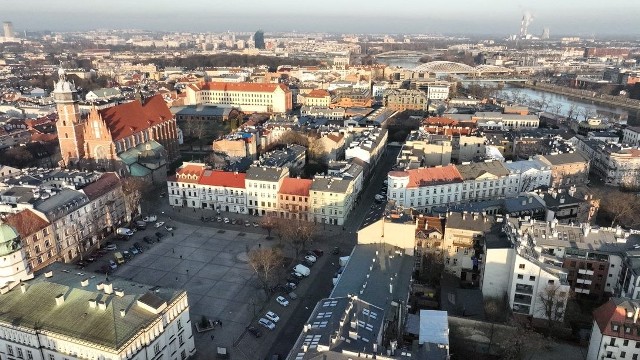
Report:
3,0,640,36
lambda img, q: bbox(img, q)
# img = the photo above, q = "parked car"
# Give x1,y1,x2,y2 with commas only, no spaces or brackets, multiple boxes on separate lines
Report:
247,326,262,338
245,220,251,227
122,250,132,260
285,283,297,291
253,222,259,227
312,249,324,257
154,221,165,228
86,256,96,263
129,246,139,255
290,272,304,279
143,236,155,244
302,260,314,268
134,242,144,251
116,227,134,236
105,244,117,251
108,260,118,269
276,296,289,307
224,217,230,224
304,255,317,263
76,260,87,268
143,215,157,222
258,318,276,330
165,225,175,231
286,277,300,285
264,311,280,323
217,217,223,222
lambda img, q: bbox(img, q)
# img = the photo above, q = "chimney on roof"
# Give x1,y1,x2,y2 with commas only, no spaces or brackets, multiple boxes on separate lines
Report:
55,294,65,306
81,278,89,287
89,299,96,309
20,283,27,293
120,309,126,317
44,271,53,278
103,283,113,295
98,300,107,310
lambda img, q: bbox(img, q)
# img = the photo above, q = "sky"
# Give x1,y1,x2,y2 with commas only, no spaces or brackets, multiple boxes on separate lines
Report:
3,0,640,36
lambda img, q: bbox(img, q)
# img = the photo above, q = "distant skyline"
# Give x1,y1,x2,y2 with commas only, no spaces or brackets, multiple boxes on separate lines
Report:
3,0,640,36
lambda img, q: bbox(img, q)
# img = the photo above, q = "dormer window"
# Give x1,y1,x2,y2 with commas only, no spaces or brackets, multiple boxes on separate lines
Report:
612,324,619,331
625,326,631,333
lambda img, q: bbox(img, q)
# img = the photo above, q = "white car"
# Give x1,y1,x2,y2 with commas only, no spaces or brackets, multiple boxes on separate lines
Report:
165,225,174,231
258,318,276,330
264,311,280,323
143,215,157,222
304,255,317,263
154,221,165,228
105,244,117,251
224,217,230,224
276,296,289,307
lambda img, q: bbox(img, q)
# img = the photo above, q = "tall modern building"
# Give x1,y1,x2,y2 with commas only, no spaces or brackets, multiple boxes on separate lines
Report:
254,30,265,49
3,21,14,39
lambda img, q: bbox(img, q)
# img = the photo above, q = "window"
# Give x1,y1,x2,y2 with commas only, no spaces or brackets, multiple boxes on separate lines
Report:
27,351,33,360
529,276,536,281
623,340,629,346
519,264,525,269
17,348,23,359
181,350,187,360
179,333,184,346
154,343,160,354
548,280,555,285
7,345,14,356
49,355,55,360
621,351,626,358
517,274,523,279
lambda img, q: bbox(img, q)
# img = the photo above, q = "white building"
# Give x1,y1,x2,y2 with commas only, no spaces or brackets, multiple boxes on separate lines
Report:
185,82,293,113
503,220,570,320
344,128,388,167
245,166,289,216
622,126,640,147
0,263,195,360
309,176,356,226
587,298,640,360
425,84,450,100
503,159,552,193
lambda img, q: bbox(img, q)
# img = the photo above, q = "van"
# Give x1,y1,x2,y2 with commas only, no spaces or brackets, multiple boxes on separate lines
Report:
293,264,310,277
114,252,125,265
116,228,134,236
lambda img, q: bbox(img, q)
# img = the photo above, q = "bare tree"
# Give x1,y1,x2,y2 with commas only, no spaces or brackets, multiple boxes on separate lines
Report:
566,104,577,120
275,218,318,257
121,177,149,221
597,189,640,227
498,319,548,360
248,248,283,292
260,216,277,239
537,285,569,337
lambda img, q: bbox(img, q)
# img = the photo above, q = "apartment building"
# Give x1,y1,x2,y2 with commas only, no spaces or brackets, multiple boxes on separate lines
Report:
535,152,590,188
502,219,571,320
330,88,372,108
574,137,640,188
397,130,452,169
383,89,428,113
300,89,331,107
277,178,312,221
246,166,290,215
472,112,540,130
587,298,640,360
0,264,195,360
198,169,247,214
622,126,640,147
443,212,497,279
388,165,464,211
344,128,388,167
309,176,356,226
451,135,486,163
187,81,293,113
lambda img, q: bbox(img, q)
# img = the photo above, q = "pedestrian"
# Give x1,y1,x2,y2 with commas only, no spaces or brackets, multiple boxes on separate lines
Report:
173,248,175,253
219,321,223,327
180,255,183,259
175,276,178,281
211,335,214,340
172,232,174,237
186,269,189,274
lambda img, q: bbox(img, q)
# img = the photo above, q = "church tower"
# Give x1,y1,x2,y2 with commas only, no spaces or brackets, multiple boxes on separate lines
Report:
53,67,85,167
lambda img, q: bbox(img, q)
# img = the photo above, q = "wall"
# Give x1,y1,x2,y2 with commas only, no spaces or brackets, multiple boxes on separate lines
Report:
481,247,515,298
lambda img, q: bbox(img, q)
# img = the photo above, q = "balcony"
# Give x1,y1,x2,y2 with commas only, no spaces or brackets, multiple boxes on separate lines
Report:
513,293,532,305
578,269,594,276
576,279,593,285
515,283,534,294
512,304,531,314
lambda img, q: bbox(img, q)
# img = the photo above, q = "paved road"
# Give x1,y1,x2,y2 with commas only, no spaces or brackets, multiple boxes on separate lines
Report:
264,145,402,359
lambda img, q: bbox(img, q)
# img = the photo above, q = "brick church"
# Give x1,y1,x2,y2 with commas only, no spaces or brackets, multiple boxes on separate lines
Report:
54,68,179,181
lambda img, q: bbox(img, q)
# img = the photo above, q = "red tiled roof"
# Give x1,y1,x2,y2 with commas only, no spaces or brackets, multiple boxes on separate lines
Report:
175,164,205,183
306,89,330,98
82,173,121,201
279,178,312,196
201,82,290,93
198,170,246,188
4,209,50,237
593,299,640,341
98,95,173,141
422,117,460,126
390,165,463,188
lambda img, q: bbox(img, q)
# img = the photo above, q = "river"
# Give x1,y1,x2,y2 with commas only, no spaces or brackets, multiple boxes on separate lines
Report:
376,56,640,125
495,85,640,125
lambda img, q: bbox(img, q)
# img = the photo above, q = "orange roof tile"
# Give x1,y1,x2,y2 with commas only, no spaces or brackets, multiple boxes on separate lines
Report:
279,178,312,196
390,165,463,188
201,82,290,93
593,299,640,341
175,164,205,183
98,95,173,141
306,89,330,98
4,209,50,237
82,173,121,200
198,170,246,188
